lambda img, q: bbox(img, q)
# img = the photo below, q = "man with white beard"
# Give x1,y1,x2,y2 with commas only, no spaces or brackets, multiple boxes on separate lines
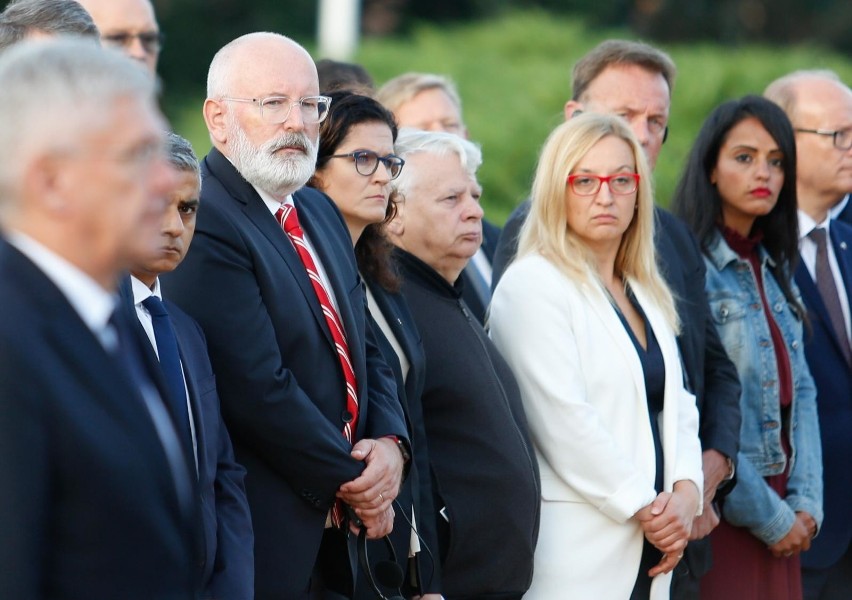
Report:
162,32,409,600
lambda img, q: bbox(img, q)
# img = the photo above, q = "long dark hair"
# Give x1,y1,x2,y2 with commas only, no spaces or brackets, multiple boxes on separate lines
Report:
671,95,804,318
309,90,401,292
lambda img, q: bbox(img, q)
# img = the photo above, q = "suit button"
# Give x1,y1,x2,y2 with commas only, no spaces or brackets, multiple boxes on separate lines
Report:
341,410,354,423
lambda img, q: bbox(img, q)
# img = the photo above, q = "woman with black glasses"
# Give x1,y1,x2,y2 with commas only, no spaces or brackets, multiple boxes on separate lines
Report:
308,90,442,600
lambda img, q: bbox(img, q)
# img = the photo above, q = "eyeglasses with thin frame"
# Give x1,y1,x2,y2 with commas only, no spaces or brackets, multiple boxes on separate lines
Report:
102,31,165,54
567,173,640,196
795,127,852,151
328,150,405,180
220,96,331,125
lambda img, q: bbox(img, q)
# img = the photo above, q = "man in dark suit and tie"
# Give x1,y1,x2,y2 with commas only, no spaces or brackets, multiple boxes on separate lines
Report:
122,132,254,599
491,40,743,598
163,33,408,599
765,71,852,600
0,40,197,599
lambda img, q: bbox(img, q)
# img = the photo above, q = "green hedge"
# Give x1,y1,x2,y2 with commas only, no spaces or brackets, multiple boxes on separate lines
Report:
166,9,852,225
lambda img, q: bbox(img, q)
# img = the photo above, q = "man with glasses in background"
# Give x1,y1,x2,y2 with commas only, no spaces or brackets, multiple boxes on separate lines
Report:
76,0,162,73
162,33,408,600
765,71,852,600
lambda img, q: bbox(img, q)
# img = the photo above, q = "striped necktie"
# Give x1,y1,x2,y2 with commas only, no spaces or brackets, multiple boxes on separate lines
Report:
277,203,360,527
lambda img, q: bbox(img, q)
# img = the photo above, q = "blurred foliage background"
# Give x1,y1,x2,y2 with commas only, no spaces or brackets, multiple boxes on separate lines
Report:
155,1,852,223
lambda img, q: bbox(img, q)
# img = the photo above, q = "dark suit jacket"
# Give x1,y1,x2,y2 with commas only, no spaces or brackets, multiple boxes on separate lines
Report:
120,278,254,599
0,242,197,599
460,217,501,324
834,194,852,226
162,147,406,599
493,203,742,589
798,219,852,570
358,279,441,597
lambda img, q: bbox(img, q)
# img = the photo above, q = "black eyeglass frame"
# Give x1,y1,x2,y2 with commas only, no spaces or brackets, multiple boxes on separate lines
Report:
795,127,852,151
328,150,406,180
102,31,165,54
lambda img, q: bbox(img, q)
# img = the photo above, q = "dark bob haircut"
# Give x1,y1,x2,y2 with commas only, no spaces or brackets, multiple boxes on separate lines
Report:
671,94,803,316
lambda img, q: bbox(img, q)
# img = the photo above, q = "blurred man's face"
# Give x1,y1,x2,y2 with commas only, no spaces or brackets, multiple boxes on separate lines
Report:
59,96,175,287
394,88,467,138
131,168,200,287
566,64,670,170
77,0,161,73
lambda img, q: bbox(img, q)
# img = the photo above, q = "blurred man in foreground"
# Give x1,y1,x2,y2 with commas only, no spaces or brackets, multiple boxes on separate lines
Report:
0,39,197,599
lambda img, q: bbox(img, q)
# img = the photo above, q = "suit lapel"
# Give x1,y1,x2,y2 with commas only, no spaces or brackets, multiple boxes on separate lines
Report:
202,150,335,350
585,280,647,402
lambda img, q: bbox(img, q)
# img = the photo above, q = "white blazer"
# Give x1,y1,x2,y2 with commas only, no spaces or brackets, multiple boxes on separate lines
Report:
490,253,702,600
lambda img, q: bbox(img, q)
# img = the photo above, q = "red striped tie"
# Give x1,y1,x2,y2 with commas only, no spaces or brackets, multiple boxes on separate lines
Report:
277,204,359,527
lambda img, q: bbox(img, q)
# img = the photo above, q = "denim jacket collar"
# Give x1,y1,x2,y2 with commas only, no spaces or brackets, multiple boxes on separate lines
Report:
705,229,777,272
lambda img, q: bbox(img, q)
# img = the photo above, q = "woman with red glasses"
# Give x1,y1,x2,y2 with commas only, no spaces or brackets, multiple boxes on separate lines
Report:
491,113,702,599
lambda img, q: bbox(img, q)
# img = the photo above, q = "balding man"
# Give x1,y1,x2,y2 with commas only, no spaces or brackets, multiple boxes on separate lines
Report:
0,39,197,598
162,33,408,599
76,0,161,73
765,71,852,600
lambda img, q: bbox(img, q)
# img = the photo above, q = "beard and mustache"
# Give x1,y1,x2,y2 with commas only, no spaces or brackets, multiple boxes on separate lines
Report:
227,114,319,199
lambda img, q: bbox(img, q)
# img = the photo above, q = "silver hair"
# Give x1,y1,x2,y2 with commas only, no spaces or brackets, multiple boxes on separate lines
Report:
392,128,482,198
165,131,201,189
0,0,99,51
0,38,157,200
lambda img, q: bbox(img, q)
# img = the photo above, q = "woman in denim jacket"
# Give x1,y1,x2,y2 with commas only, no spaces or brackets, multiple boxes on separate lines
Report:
672,96,822,600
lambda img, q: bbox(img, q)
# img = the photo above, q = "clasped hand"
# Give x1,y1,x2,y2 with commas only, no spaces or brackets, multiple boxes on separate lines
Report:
768,511,816,558
634,480,700,577
337,437,404,539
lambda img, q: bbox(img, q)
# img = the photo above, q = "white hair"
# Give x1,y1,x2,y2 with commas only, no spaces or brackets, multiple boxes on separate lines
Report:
392,128,482,199
0,38,157,202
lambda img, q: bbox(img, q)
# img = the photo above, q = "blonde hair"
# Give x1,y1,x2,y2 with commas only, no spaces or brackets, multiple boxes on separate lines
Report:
519,113,678,330
376,72,462,114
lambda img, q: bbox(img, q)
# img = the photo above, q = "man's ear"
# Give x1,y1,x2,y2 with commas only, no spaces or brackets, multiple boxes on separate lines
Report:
564,100,584,121
386,198,405,237
25,152,71,216
203,98,228,145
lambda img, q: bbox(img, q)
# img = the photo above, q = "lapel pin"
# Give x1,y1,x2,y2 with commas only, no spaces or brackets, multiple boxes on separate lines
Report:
841,242,848,250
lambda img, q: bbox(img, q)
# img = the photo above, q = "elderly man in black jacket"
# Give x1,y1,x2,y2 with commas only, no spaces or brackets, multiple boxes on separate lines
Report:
386,128,540,600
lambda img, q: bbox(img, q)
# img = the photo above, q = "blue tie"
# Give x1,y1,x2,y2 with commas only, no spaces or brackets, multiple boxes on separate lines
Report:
141,295,194,452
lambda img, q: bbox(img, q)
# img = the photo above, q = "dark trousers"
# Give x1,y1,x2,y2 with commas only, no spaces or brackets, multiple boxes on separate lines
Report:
803,543,852,600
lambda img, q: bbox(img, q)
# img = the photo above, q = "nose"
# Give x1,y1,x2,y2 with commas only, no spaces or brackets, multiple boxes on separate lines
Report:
466,196,484,220
594,182,616,205
125,37,150,63
374,161,393,184
630,118,652,149
755,158,771,180
282,102,306,131
161,204,185,237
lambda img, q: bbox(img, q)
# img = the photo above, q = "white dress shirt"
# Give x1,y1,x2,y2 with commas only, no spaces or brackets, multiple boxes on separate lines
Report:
6,231,116,349
131,276,199,469
257,188,342,316
798,210,851,340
